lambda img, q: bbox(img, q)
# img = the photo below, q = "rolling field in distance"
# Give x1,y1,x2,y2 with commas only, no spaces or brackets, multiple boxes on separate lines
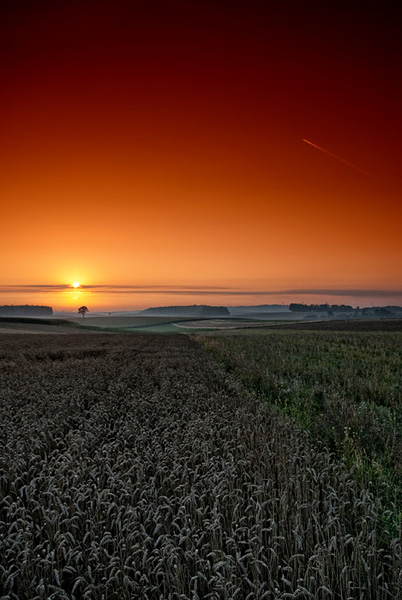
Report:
69,316,285,333
67,316,194,329
3,315,401,334
0,316,281,335
0,318,95,335
1,332,401,598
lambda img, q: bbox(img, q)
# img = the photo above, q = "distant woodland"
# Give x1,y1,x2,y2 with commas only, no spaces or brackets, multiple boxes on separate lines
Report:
289,303,402,317
290,303,354,313
0,305,53,317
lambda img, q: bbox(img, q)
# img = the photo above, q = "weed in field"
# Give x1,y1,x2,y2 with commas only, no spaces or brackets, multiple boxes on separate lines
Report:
198,332,402,529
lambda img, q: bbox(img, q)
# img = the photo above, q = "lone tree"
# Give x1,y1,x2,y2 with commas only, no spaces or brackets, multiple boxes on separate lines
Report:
78,306,89,318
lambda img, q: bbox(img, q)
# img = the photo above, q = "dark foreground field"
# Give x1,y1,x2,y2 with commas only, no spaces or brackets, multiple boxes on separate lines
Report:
0,334,401,599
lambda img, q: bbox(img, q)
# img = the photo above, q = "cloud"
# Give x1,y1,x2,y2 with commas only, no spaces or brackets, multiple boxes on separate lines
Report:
265,289,402,298
1,285,402,299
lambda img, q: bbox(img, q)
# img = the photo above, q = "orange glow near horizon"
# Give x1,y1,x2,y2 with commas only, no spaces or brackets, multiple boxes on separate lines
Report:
1,2,401,311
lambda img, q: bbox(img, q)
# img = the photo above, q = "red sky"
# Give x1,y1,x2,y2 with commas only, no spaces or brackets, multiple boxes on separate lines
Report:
1,0,401,310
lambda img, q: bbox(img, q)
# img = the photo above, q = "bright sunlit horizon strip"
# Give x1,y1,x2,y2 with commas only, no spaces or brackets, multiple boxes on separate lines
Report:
1,283,402,311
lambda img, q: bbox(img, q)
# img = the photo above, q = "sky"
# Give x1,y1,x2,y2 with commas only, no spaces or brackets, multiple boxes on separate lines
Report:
1,0,401,311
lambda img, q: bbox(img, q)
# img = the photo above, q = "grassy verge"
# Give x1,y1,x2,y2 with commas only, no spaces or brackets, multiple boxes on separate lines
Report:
196,330,402,538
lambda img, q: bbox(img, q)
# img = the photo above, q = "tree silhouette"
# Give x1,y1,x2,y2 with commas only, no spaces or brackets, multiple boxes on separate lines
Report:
78,306,89,318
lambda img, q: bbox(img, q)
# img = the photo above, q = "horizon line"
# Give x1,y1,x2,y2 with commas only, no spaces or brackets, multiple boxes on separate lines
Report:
1,284,402,299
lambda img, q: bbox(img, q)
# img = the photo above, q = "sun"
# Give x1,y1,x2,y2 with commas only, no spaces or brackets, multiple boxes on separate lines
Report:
72,281,80,288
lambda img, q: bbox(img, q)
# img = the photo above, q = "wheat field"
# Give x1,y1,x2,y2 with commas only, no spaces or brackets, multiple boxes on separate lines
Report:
0,334,400,599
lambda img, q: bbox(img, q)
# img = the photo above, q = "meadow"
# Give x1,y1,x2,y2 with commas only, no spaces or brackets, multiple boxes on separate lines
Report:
1,332,401,599
198,331,402,531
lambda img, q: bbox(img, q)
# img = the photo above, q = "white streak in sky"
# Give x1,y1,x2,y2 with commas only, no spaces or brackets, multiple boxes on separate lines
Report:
303,139,387,186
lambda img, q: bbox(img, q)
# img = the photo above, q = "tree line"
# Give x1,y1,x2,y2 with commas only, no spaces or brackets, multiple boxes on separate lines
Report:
289,303,354,313
0,305,53,317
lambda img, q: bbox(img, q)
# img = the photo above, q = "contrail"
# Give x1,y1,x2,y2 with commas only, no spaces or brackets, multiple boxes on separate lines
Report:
302,138,387,186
